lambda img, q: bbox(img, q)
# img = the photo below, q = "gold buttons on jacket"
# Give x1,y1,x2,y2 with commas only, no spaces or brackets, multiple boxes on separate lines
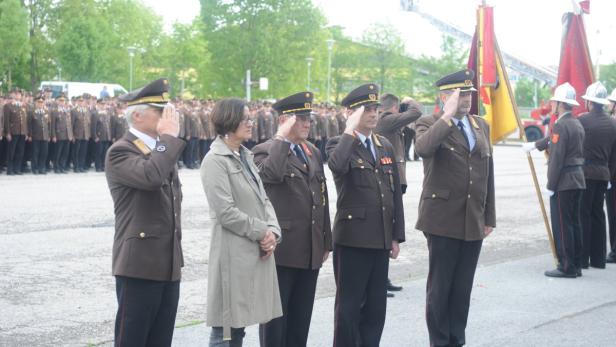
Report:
348,214,353,219
432,193,436,198
139,232,145,238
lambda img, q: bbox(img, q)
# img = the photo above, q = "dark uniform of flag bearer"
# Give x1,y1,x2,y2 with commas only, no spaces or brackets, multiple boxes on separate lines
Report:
523,82,585,278
577,82,616,269
414,69,495,347
606,88,616,264
326,84,405,347
105,78,186,347
253,91,332,347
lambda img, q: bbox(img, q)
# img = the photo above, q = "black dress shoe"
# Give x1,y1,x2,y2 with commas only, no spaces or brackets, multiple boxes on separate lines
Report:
387,292,394,298
607,253,616,264
545,269,577,278
387,279,403,292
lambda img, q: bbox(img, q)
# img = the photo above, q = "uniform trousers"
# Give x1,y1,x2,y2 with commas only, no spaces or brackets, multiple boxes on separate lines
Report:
54,140,70,172
114,276,180,347
580,180,607,268
6,135,25,174
606,183,616,259
73,139,88,171
95,140,111,171
31,140,49,173
425,233,482,347
550,190,583,273
259,266,319,347
199,139,212,160
333,244,389,347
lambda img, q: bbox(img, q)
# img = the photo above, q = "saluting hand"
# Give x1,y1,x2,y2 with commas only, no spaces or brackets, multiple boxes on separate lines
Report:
275,115,296,140
441,88,461,121
343,106,364,135
157,104,180,138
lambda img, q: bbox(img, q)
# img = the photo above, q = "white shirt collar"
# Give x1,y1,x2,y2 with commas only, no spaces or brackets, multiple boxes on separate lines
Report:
129,127,158,150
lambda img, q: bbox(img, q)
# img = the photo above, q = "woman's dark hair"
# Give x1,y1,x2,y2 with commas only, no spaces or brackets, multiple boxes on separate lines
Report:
211,98,247,136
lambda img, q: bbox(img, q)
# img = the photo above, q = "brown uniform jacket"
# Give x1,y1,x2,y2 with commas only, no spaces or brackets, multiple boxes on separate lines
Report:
253,139,333,269
28,108,51,141
536,112,586,191
3,102,28,136
327,115,339,139
316,115,328,139
95,109,112,141
200,110,215,140
258,111,275,141
414,114,496,241
375,105,423,186
186,110,202,138
577,109,616,181
326,133,405,249
112,115,128,141
105,132,187,281
71,107,91,140
51,107,73,141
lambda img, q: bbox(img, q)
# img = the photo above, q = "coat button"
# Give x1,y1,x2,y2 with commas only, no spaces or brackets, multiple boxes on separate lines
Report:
470,180,473,185
432,193,436,198
375,169,379,173
382,207,386,210
139,232,145,238
468,194,471,199
290,173,295,177
450,147,454,151
381,194,384,198
313,205,316,210
360,166,365,169
348,214,353,219
469,167,473,171
312,220,315,224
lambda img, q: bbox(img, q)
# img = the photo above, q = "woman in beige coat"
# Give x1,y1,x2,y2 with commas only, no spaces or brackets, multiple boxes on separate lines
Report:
200,98,282,346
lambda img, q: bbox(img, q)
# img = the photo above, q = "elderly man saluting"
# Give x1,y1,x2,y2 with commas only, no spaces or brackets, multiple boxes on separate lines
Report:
105,78,186,347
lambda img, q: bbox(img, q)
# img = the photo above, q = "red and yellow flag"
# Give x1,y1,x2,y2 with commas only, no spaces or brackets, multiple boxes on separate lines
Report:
467,5,518,144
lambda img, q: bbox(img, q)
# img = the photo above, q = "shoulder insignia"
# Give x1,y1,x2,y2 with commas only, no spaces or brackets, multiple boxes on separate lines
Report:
373,134,383,147
551,133,560,144
132,138,151,155
301,141,313,157
470,115,480,129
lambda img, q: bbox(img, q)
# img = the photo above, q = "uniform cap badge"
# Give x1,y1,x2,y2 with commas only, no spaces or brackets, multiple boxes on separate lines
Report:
156,145,167,152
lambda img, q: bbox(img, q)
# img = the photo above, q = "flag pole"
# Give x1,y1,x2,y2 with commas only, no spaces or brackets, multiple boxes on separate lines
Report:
493,40,558,264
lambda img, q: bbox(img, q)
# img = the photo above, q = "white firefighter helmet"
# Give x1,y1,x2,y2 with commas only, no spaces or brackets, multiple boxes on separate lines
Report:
581,81,609,105
550,82,580,106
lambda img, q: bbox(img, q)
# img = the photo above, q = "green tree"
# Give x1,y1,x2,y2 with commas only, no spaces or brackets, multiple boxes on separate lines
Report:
200,0,327,99
513,76,551,107
24,0,55,91
599,62,616,92
361,22,407,93
0,0,30,90
412,36,469,101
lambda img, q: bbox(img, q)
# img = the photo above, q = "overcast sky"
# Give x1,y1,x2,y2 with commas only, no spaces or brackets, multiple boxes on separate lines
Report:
143,0,615,69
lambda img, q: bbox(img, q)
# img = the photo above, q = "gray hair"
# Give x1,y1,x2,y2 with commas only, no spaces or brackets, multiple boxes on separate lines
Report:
124,104,149,126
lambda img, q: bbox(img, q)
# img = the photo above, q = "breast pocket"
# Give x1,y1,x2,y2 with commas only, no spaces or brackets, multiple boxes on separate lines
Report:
349,160,372,188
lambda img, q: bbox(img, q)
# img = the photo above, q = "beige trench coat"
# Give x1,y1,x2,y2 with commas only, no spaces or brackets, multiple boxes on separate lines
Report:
200,136,282,339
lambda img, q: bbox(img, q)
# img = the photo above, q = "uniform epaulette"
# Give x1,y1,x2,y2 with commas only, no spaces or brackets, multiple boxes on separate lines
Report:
132,138,151,155
373,134,384,147
469,114,481,129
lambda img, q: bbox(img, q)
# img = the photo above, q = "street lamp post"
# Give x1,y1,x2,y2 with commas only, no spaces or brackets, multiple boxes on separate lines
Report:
306,57,314,90
128,46,137,90
326,39,335,104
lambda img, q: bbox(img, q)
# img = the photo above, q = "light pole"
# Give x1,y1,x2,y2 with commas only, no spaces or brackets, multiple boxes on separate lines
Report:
326,39,335,104
128,46,137,90
306,57,314,90
58,67,62,81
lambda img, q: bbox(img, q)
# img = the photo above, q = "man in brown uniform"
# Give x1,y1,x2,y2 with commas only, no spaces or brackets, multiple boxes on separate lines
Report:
607,89,616,264
94,99,112,172
28,94,52,174
4,88,29,175
523,82,586,278
254,92,332,347
111,103,129,142
576,82,616,269
327,84,405,347
105,78,185,347
51,93,73,173
258,106,275,144
376,93,423,295
71,96,91,172
415,70,495,347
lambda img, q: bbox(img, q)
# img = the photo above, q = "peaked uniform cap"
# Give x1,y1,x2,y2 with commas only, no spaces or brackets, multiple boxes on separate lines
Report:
273,91,313,115
435,69,477,92
119,78,170,108
341,84,380,108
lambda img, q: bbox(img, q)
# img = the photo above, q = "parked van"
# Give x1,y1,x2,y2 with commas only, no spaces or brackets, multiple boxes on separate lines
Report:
38,81,128,99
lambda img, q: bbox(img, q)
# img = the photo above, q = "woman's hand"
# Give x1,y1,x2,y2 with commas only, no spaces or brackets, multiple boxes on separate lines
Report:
259,229,277,260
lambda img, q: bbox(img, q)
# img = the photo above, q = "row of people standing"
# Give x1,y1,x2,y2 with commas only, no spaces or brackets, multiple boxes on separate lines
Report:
104,70,497,347
1,89,129,175
523,81,616,277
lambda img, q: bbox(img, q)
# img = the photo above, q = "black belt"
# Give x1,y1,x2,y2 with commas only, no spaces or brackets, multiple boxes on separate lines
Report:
584,159,608,167
562,165,583,173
